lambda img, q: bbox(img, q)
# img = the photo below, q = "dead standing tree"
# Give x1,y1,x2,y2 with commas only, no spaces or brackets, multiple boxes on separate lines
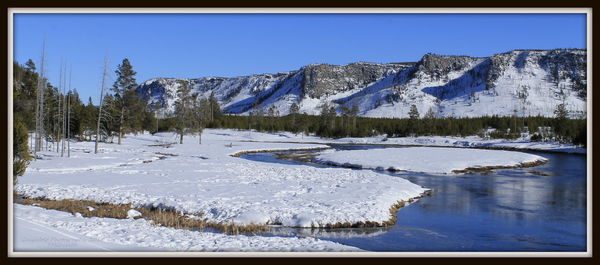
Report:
95,57,109,154
67,65,72,157
195,96,210,144
34,42,47,155
60,61,68,157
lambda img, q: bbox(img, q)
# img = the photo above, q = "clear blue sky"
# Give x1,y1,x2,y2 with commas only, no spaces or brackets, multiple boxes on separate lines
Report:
14,13,586,105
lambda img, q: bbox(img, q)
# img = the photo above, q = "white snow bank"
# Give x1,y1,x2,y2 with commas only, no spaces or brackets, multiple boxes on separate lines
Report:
315,147,548,174
17,130,427,227
127,209,142,219
13,204,360,252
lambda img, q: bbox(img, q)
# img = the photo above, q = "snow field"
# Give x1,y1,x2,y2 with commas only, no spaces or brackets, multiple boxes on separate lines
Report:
16,129,428,228
13,204,360,252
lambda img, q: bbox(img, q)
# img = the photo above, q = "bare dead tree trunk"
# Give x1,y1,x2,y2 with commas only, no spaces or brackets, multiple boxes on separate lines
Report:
34,41,47,154
61,61,67,157
67,65,72,157
57,60,62,154
95,56,109,154
118,106,124,144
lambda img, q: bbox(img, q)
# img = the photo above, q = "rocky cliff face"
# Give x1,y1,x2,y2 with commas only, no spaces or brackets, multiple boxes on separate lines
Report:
412,53,478,81
301,62,408,99
137,48,587,119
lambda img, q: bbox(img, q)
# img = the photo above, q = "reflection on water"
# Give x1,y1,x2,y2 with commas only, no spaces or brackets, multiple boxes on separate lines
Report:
241,146,587,251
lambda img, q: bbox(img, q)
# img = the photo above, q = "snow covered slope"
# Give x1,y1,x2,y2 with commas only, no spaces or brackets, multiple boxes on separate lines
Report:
137,49,586,118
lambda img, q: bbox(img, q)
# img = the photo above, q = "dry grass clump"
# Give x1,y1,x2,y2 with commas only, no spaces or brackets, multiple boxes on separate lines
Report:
315,200,409,228
230,147,328,157
17,196,267,235
381,200,406,227
214,222,268,235
136,207,267,235
135,206,206,230
324,220,384,229
155,152,178,157
318,161,363,169
381,190,431,227
147,143,173,148
527,170,552,176
451,159,547,174
274,151,320,163
19,197,132,219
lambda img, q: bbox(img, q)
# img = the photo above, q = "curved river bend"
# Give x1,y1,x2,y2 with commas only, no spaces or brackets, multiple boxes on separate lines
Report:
241,144,587,252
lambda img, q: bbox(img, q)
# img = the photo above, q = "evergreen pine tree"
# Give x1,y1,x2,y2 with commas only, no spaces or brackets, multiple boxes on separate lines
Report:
81,97,97,140
13,117,32,184
289,102,300,131
409,104,420,119
349,104,359,133
290,102,300,115
408,104,420,135
173,82,195,144
208,91,221,124
553,103,568,142
25,59,36,72
111,58,139,144
424,107,436,119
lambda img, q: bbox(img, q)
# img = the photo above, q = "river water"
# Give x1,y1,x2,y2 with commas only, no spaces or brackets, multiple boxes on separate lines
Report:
241,144,587,252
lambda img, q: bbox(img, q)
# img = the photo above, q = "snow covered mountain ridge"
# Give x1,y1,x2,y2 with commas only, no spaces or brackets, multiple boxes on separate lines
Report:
136,49,587,118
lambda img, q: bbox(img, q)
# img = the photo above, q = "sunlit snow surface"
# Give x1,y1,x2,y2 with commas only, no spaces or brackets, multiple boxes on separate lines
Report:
16,130,426,228
13,204,359,252
315,147,548,174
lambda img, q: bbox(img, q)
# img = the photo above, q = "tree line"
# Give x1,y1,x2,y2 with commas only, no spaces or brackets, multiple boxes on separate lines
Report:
160,102,586,147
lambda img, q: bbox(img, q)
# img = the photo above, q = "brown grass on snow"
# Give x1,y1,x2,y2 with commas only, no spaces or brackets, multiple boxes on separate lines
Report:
16,189,431,231
451,159,547,174
230,147,328,157
17,197,267,235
